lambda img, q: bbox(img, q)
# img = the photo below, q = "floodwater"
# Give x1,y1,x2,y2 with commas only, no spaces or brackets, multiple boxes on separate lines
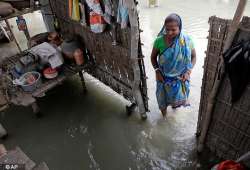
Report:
1,0,250,170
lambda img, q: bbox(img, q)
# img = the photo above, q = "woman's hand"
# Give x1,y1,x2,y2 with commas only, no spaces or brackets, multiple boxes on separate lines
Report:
156,70,164,83
181,70,191,81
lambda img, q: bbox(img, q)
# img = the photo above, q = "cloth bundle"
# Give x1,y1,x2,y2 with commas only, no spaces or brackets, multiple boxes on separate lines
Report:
30,42,64,69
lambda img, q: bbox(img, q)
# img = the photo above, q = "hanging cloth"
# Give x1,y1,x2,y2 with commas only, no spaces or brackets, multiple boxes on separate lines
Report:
223,40,250,103
117,0,129,29
86,0,104,15
86,0,106,33
103,0,114,24
69,0,80,21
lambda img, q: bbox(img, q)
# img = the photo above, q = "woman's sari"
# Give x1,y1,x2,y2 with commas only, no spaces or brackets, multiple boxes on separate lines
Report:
155,31,193,109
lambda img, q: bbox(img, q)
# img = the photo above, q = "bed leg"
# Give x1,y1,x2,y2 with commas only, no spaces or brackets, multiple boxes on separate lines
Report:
79,71,87,94
31,102,41,117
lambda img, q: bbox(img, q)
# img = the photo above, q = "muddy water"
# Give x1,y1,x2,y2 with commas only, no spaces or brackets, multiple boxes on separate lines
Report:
1,1,250,170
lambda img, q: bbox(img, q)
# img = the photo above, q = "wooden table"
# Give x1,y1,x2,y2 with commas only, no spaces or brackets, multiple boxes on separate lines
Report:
1,51,89,115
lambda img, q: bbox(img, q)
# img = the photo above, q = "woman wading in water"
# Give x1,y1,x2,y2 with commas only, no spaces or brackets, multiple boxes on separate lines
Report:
151,14,196,117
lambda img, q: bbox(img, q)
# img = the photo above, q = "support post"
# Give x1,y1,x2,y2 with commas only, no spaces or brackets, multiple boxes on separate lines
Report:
5,19,22,52
127,1,147,120
79,71,87,94
31,102,41,117
126,103,137,116
23,29,31,41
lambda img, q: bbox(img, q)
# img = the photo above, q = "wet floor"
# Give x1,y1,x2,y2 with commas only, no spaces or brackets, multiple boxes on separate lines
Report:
1,0,250,170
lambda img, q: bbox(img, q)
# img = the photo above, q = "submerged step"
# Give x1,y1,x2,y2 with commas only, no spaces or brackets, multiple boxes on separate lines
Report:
32,162,49,170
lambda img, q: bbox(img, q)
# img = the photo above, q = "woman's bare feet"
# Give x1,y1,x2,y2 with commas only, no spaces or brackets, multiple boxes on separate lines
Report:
161,109,167,118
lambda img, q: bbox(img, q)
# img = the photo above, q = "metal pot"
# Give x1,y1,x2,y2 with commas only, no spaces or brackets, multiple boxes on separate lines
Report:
13,71,42,92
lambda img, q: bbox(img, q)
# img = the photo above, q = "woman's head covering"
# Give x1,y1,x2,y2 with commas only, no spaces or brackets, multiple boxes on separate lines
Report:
158,13,182,36
156,13,193,75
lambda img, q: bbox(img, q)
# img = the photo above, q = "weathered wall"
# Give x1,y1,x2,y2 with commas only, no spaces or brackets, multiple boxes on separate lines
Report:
49,0,148,111
198,16,250,160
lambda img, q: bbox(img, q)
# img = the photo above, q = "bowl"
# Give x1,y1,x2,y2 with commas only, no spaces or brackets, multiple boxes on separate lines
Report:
19,71,41,92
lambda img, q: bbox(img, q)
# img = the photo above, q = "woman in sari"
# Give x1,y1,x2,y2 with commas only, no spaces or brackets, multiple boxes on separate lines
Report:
150,13,196,117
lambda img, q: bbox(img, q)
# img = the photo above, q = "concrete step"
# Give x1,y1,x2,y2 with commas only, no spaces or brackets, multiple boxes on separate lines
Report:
32,162,49,170
0,146,36,170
